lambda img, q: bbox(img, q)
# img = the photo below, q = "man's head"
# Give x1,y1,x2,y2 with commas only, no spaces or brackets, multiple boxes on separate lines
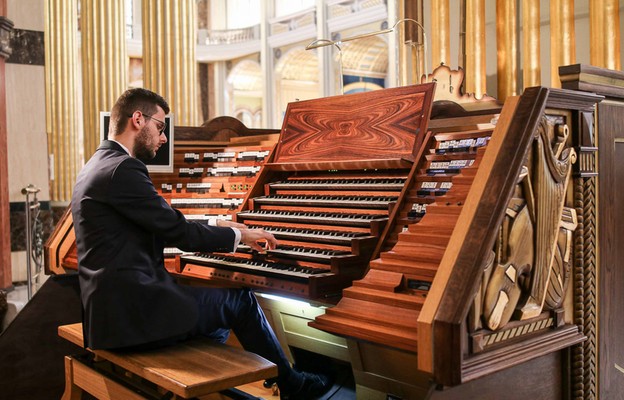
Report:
109,88,170,161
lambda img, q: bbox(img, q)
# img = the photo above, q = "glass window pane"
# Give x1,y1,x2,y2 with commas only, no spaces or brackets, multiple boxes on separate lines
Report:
227,0,261,28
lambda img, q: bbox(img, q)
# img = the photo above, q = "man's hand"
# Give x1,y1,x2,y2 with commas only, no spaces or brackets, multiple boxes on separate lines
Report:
239,228,278,252
216,219,278,252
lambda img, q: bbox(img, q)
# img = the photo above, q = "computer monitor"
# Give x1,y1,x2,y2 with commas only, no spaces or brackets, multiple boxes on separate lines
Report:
99,111,174,173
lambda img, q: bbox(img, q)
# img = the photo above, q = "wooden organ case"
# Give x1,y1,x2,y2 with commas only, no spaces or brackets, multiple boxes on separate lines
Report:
308,86,602,399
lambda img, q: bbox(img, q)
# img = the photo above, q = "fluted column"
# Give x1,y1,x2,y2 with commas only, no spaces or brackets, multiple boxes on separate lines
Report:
496,0,518,101
550,0,575,88
142,0,199,126
44,0,81,201
590,0,620,70
465,0,486,98
431,0,450,67
522,0,540,88
81,0,127,159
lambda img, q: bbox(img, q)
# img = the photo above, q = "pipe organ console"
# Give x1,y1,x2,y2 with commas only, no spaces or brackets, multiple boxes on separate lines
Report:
44,117,279,275
45,67,602,399
176,83,438,301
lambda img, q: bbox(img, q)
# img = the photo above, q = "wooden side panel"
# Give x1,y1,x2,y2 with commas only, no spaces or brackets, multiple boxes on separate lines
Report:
415,94,522,374
423,87,550,384
597,100,624,398
44,208,78,274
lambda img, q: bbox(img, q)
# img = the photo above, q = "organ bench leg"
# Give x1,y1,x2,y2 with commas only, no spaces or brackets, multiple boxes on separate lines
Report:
62,355,150,400
61,356,82,400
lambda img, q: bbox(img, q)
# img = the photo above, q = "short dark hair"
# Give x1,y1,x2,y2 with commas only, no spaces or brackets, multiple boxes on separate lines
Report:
109,88,170,137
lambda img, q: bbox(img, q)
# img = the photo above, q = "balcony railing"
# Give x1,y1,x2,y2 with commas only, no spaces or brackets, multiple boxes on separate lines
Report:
198,25,260,46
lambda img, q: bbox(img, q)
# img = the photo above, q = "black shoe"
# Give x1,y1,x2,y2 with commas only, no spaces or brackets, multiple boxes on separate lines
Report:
280,371,333,400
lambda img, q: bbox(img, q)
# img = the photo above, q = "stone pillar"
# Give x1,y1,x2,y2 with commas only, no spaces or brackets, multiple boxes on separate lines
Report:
590,0,620,70
80,0,127,159
430,0,450,67
522,0,540,88
549,0,575,88
44,0,81,201
0,2,13,288
496,0,518,101
465,0,486,97
142,0,199,126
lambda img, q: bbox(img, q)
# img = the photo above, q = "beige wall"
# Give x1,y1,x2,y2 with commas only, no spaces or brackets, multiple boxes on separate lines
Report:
6,0,48,202
6,0,48,283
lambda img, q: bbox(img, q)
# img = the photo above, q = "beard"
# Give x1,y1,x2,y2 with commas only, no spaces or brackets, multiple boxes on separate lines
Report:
133,125,157,162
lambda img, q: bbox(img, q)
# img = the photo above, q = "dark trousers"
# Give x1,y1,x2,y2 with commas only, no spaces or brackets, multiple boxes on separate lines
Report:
180,286,300,390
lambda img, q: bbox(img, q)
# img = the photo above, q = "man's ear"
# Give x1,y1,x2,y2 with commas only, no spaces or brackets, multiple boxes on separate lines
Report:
129,111,143,130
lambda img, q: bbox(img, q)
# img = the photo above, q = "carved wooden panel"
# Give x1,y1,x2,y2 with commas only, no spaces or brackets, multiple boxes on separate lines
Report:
478,114,577,335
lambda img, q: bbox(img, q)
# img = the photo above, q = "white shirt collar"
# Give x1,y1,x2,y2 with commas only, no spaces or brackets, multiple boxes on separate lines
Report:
109,139,132,156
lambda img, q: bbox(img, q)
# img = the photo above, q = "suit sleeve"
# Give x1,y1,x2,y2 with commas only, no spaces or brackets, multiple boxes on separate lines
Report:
107,157,236,252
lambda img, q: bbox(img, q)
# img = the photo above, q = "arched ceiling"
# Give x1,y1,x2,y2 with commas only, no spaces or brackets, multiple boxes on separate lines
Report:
339,36,388,77
275,48,319,81
227,59,262,91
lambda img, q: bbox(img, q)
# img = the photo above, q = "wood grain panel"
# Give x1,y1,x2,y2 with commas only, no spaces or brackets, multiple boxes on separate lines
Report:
274,83,435,165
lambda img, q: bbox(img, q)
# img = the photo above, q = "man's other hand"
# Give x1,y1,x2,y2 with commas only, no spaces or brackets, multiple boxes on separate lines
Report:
239,228,278,252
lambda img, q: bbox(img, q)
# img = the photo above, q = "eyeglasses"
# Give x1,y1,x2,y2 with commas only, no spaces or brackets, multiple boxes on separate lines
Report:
143,114,167,134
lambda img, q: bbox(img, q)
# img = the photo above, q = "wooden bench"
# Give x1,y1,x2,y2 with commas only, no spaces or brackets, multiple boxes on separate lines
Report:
59,323,278,399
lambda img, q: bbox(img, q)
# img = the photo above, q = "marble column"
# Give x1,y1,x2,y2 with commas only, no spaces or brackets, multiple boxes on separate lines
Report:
590,0,620,70
80,0,127,159
142,0,199,126
522,0,540,88
0,5,14,288
44,0,81,201
465,0,486,98
496,0,518,101
430,0,450,68
550,0,575,88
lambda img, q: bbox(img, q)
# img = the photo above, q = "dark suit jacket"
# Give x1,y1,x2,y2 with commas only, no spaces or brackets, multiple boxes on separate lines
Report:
71,140,236,349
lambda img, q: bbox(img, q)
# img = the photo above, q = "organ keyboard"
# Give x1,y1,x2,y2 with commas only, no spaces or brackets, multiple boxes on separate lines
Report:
237,209,388,228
